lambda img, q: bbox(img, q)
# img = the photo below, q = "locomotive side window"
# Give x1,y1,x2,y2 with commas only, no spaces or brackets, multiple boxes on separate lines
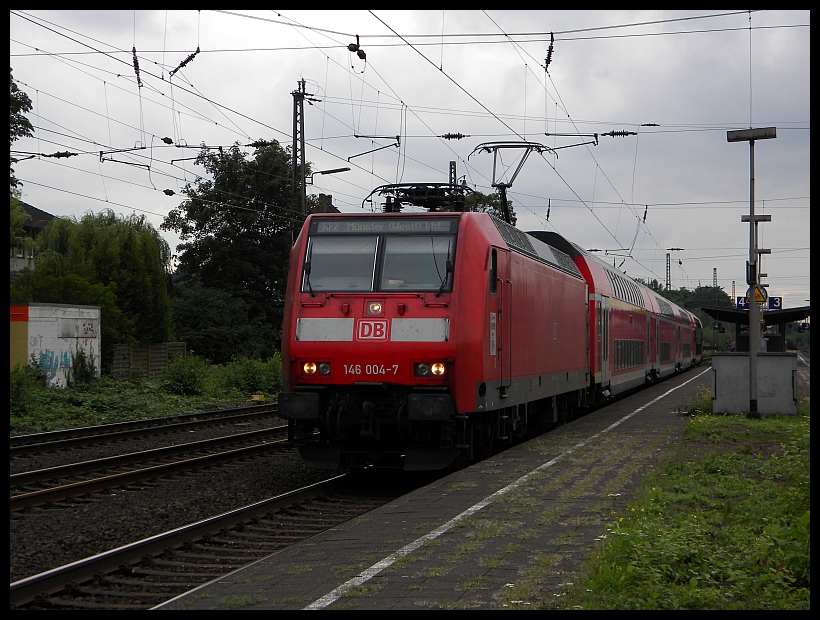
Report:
380,236,455,292
303,236,377,291
490,249,497,295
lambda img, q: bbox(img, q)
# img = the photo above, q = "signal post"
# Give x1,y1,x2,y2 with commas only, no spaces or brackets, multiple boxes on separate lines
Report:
727,127,776,418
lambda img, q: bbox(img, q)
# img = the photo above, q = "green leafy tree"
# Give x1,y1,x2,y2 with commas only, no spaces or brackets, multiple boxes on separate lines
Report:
171,279,260,364
10,67,33,190
162,140,302,357
10,194,34,260
10,196,27,242
10,209,172,371
465,189,517,226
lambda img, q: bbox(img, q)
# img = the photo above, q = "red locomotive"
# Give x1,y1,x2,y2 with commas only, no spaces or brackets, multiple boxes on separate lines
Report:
278,184,702,471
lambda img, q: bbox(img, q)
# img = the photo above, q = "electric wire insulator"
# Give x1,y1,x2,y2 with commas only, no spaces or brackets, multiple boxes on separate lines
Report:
544,33,555,69
132,47,142,88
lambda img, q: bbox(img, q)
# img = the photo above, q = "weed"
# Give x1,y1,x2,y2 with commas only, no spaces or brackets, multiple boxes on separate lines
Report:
422,566,450,578
161,353,209,396
342,582,383,598
281,595,308,604
215,593,265,607
450,480,478,491
560,393,810,610
285,564,320,575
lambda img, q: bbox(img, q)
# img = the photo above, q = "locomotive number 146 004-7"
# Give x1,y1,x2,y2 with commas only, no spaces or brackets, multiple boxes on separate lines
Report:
344,364,400,375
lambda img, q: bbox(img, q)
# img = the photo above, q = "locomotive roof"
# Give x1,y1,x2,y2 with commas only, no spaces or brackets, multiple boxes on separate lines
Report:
490,216,581,278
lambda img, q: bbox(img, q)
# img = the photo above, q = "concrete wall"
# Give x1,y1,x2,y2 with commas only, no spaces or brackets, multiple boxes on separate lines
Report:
711,352,797,415
10,303,101,387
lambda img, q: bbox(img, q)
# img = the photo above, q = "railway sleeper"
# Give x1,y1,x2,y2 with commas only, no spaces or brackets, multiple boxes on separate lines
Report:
93,574,191,591
149,558,244,571
169,550,267,563
122,566,225,579
183,541,273,555
33,595,156,610
197,535,296,549
65,583,169,600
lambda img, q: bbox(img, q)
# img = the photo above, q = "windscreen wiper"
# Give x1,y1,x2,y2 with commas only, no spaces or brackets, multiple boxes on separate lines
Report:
436,258,453,297
303,260,315,296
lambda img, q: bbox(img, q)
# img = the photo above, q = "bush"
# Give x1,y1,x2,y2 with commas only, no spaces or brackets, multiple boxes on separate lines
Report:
10,359,46,415
66,347,98,392
161,353,209,396
216,353,283,397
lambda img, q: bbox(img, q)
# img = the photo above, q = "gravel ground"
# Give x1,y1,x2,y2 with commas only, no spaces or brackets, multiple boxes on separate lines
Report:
10,447,342,583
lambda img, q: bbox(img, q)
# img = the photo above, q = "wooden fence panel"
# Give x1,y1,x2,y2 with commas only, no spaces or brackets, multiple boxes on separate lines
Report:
111,343,186,380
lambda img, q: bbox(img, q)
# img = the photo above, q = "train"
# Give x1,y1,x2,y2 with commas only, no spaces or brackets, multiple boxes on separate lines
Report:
277,183,702,471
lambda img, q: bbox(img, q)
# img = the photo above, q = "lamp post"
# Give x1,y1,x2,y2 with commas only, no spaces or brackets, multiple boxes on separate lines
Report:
303,167,350,213
305,167,350,186
727,127,776,419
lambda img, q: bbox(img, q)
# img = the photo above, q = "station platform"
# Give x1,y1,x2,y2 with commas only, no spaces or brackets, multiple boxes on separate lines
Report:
159,367,711,610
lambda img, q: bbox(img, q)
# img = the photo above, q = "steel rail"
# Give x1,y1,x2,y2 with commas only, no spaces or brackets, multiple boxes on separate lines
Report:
9,475,349,609
10,404,279,456
11,425,288,487
10,434,293,512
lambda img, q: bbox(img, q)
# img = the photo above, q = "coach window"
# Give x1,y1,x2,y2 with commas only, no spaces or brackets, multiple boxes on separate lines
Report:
489,249,497,295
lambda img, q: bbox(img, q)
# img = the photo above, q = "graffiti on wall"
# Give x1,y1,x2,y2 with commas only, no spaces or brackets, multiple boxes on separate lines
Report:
32,349,72,386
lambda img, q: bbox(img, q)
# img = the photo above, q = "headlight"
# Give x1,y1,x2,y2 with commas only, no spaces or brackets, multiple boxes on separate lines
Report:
415,362,445,377
367,301,383,315
302,362,330,375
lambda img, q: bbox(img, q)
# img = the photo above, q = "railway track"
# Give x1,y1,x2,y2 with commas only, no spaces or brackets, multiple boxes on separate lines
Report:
10,473,412,610
10,403,279,458
10,425,292,512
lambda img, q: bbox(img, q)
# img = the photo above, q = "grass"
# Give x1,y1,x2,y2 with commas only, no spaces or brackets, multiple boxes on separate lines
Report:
558,390,810,610
10,355,283,435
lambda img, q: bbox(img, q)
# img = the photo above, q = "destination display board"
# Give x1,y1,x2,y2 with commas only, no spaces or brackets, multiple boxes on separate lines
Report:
311,218,458,235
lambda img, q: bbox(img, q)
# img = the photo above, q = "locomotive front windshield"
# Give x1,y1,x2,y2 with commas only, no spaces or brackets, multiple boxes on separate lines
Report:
303,218,457,293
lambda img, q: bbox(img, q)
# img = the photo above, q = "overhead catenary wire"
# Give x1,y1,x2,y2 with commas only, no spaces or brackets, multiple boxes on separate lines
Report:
11,10,808,294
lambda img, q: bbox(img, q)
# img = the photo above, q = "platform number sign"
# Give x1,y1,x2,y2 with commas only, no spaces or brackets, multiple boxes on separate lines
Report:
737,296,749,309
768,296,782,310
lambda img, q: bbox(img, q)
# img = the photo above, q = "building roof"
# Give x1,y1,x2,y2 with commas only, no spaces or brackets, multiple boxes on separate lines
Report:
701,305,810,326
18,201,55,230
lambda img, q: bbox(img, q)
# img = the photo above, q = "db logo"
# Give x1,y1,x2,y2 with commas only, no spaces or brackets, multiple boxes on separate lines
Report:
358,320,388,340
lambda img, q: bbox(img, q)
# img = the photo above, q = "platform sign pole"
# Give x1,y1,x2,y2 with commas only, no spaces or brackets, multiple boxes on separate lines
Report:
728,127,776,418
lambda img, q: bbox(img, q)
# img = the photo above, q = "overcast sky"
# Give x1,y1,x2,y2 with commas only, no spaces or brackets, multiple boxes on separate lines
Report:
10,10,810,308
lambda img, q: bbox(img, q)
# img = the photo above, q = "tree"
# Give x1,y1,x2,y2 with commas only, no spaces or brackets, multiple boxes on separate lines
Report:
10,67,33,190
162,140,302,357
11,209,172,371
10,194,32,259
171,279,259,364
465,189,517,226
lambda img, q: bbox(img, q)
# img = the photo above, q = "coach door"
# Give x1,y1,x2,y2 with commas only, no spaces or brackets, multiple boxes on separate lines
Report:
600,296,610,387
493,248,512,398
